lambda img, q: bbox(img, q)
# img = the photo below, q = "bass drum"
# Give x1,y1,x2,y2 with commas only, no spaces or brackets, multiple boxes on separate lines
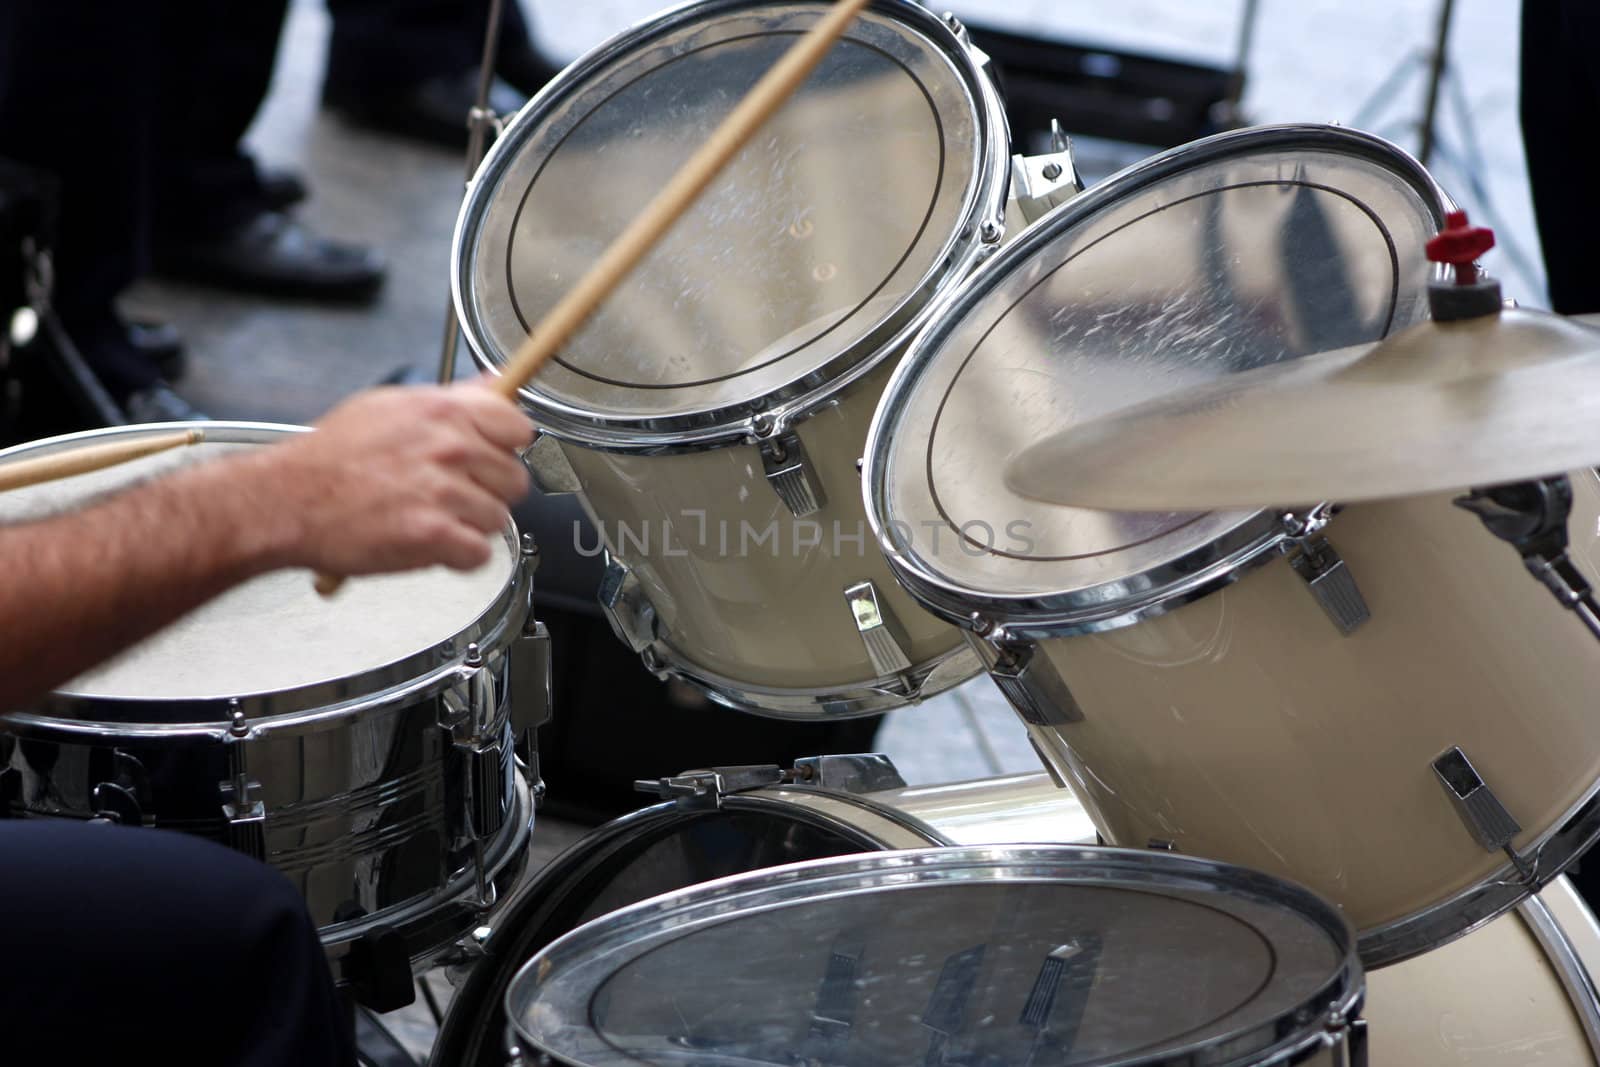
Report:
431,765,1095,1067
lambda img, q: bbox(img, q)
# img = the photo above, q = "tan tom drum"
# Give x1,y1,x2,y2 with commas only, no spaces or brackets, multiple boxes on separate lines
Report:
864,122,1600,965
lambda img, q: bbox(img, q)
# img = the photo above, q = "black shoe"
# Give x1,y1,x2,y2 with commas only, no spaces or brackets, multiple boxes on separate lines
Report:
260,167,309,212
155,211,386,303
498,39,564,99
126,319,186,380
324,71,526,149
122,380,209,423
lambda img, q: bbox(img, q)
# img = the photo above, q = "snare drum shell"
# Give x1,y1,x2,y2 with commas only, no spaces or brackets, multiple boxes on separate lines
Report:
1025,475,1600,942
561,360,978,711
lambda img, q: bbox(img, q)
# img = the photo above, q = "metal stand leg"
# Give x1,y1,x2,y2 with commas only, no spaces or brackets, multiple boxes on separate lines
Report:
1454,477,1600,645
438,0,511,385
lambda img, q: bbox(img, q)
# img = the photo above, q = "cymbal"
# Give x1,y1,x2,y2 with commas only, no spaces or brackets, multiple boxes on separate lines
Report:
1004,307,1600,511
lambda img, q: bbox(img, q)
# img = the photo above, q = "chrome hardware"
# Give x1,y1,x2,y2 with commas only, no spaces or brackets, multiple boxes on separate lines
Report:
1433,746,1522,853
942,11,966,40
90,750,153,827
634,765,786,811
597,553,659,654
755,425,826,517
519,432,582,494
1009,122,1084,224
1345,1017,1369,1067
519,532,540,570
844,580,913,678
508,619,552,784
1518,892,1600,1063
791,753,907,794
808,941,863,1043
219,747,267,862
980,635,1083,727
1147,838,1176,851
1288,534,1370,635
445,924,495,988
978,217,1005,245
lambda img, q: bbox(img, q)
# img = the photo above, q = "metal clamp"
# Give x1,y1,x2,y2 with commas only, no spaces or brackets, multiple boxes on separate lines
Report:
634,765,786,811
845,580,913,680
978,631,1083,727
597,553,661,655
791,753,907,794
753,417,826,517
1009,120,1084,225
519,432,582,494
1281,511,1370,635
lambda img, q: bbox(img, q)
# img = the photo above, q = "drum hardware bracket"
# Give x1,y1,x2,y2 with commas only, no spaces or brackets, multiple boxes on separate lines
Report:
845,581,915,684
974,629,1084,727
1279,510,1370,635
598,554,662,656
1330,1013,1368,1067
792,753,907,794
89,750,153,827
1454,475,1600,646
509,619,553,790
751,416,827,517
519,433,582,494
1433,746,1525,866
441,924,494,989
1010,120,1084,226
635,765,785,810
220,705,267,861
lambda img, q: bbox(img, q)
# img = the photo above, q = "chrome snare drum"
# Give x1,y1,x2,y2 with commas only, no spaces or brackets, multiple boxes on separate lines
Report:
431,757,1095,1067
505,845,1365,1067
0,423,548,984
863,123,1600,964
453,0,1071,718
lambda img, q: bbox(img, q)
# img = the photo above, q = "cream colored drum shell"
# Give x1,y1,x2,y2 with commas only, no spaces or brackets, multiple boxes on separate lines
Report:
561,358,979,715
1368,876,1600,1065
1023,474,1600,951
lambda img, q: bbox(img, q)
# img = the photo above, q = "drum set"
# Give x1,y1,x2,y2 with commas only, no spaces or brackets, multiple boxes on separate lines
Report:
5,1,1600,1064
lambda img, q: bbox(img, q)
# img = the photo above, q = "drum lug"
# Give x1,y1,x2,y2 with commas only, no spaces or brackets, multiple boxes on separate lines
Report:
519,432,581,494
1285,528,1371,636
634,765,785,810
219,718,267,863
975,632,1083,727
1009,121,1084,226
1433,745,1523,854
791,753,907,794
509,619,552,787
598,553,661,654
753,419,826,517
845,580,914,680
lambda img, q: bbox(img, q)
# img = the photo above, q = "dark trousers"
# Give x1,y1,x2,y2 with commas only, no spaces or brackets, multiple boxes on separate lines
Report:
1521,0,1600,314
326,0,532,92
0,0,284,377
0,820,355,1065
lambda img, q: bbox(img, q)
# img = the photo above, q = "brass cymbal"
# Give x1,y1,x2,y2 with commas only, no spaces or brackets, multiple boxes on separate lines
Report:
1004,307,1600,511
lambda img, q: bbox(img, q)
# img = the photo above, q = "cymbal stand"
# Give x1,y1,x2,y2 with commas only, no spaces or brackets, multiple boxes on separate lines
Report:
1454,476,1600,645
437,0,511,384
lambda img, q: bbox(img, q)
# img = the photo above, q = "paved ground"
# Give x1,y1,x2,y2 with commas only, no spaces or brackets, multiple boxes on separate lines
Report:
116,0,1540,1058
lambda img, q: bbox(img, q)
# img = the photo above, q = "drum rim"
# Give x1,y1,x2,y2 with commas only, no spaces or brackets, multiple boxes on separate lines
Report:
861,122,1454,638
450,0,1011,453
635,624,982,718
0,421,533,726
502,843,1363,1067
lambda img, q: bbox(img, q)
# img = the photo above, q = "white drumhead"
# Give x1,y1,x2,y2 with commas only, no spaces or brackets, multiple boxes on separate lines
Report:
0,427,517,702
455,1,992,433
866,126,1448,620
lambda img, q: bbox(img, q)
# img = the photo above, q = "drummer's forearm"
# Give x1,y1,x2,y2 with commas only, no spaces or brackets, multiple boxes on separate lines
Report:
0,456,295,711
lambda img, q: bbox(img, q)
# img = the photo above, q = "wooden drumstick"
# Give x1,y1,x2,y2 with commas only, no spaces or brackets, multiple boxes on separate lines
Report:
314,0,874,597
0,428,205,493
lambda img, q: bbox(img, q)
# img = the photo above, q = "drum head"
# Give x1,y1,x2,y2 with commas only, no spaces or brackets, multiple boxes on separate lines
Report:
454,0,1004,444
864,125,1449,629
0,424,520,718
507,846,1360,1067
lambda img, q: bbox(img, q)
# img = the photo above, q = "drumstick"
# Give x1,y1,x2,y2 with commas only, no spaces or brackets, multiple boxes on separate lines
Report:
0,429,205,493
314,0,874,597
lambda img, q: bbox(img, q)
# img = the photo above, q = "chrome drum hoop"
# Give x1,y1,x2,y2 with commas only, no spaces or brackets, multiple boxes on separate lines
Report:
451,0,1012,453
1357,778,1600,968
861,123,1453,637
505,845,1364,1067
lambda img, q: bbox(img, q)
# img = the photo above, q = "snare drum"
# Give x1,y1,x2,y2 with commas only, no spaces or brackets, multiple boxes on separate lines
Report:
0,423,547,982
453,0,1049,718
505,845,1365,1067
862,123,1600,964
432,759,1095,1067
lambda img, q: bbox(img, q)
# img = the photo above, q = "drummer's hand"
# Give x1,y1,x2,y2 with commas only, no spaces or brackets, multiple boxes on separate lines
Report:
247,380,533,576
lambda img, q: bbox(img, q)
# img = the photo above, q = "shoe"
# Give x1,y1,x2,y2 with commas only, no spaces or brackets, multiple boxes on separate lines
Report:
498,39,564,99
122,381,209,423
154,211,386,303
259,167,309,212
324,71,527,149
126,319,186,380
